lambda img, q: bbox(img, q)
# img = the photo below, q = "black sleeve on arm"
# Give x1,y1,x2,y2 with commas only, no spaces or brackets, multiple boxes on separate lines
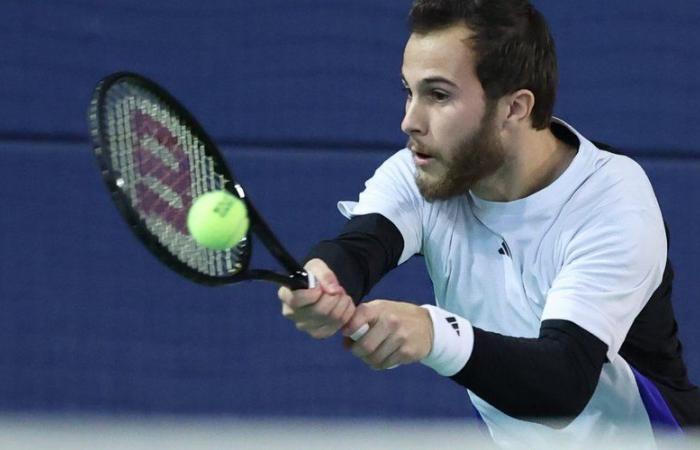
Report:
451,319,608,427
303,213,404,302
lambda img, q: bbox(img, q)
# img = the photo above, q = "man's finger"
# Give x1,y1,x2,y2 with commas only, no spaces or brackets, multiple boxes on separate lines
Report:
379,349,403,370
281,302,294,318
351,319,388,359
305,259,344,295
325,294,355,325
339,297,356,329
284,287,324,309
277,286,292,303
366,334,401,368
343,303,372,338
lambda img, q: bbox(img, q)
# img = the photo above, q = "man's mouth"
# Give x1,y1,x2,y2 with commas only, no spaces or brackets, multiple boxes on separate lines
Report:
413,151,434,166
408,141,435,165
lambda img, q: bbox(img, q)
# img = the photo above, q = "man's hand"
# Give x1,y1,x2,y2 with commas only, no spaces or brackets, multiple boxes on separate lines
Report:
278,258,355,339
343,300,433,370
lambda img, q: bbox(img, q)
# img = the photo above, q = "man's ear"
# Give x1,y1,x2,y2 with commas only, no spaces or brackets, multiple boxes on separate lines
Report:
504,89,536,126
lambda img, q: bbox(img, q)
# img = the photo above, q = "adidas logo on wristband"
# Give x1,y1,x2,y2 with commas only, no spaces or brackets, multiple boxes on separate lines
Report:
420,305,474,377
446,316,460,336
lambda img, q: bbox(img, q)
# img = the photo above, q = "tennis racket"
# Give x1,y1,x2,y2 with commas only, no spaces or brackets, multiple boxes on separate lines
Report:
88,71,317,290
88,72,369,340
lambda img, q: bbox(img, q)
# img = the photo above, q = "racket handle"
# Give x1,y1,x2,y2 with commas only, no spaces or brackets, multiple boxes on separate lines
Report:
306,272,317,289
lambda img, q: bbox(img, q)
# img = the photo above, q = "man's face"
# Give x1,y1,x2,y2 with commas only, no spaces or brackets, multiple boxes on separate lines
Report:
401,23,505,201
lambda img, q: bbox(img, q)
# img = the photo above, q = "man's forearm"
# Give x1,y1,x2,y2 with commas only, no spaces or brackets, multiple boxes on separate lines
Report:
422,308,607,427
304,213,404,301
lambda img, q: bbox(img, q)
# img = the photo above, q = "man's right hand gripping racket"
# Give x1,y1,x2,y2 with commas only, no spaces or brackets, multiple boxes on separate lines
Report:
88,72,369,340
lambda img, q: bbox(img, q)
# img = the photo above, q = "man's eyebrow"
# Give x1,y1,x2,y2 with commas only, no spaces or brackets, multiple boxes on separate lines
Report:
400,75,459,89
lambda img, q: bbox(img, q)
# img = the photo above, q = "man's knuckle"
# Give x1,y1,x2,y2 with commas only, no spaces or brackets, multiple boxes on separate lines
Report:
386,314,400,330
395,330,408,343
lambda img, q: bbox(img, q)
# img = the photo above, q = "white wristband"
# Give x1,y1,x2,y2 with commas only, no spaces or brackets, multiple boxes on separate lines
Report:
420,305,474,377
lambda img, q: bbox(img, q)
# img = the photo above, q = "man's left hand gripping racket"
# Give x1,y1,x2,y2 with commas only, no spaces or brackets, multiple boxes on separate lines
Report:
89,71,317,290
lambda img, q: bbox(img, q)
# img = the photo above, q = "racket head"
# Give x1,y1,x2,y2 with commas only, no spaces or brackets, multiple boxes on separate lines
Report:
89,72,254,285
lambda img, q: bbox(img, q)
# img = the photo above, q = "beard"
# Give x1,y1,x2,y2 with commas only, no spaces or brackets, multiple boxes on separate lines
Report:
411,102,505,202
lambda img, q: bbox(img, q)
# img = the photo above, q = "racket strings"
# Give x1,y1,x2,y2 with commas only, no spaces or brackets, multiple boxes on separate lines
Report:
101,80,247,277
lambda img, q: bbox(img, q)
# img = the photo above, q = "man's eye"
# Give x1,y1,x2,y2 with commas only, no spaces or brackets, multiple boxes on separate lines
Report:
431,90,449,101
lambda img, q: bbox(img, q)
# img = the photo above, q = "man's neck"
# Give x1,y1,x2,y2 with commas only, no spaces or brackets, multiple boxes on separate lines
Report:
472,125,577,202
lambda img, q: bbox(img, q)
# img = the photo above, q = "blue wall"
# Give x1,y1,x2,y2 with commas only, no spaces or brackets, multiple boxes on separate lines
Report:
1,0,699,417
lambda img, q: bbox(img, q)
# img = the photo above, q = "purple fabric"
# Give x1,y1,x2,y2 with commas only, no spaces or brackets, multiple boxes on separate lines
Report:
630,366,682,433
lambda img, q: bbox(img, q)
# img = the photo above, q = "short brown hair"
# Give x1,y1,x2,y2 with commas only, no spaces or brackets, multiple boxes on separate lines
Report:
409,0,558,130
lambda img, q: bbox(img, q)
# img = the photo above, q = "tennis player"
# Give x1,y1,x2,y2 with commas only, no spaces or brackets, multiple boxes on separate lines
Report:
278,0,700,446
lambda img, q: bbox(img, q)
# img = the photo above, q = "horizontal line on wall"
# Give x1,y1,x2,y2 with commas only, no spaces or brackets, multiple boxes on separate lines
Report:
0,132,401,153
0,133,698,160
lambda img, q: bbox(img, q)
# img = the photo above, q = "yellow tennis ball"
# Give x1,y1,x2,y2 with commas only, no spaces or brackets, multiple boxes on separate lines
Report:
187,191,249,250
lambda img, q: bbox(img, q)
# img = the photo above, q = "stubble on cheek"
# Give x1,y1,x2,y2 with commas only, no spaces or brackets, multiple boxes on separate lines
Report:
413,106,504,202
